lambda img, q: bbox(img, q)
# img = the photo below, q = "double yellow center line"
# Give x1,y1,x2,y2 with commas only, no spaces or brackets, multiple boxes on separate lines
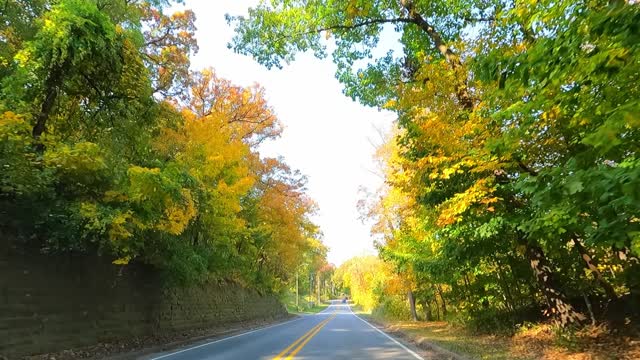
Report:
273,312,337,359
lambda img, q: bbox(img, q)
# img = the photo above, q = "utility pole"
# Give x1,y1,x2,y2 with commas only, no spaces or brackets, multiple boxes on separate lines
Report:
317,273,321,304
295,271,299,310
309,272,313,306
331,279,334,298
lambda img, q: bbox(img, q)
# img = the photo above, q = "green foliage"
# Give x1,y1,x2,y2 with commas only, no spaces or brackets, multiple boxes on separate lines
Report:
0,0,327,294
0,112,49,195
372,295,413,321
230,0,640,328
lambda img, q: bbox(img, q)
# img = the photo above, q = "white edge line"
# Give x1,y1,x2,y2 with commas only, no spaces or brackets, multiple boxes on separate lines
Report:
148,316,304,360
350,307,424,360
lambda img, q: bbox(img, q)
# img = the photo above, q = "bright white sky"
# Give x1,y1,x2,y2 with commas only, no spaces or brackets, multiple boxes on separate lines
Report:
177,1,395,265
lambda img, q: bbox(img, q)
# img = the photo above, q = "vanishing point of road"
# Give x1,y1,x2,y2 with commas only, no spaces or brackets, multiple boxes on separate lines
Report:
144,300,423,360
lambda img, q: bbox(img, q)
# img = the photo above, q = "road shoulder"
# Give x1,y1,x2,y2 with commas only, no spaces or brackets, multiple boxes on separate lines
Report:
23,315,298,360
358,315,470,360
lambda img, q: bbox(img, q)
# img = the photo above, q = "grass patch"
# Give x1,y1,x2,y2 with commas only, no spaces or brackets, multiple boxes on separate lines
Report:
282,292,330,315
348,303,366,314
365,316,517,360
288,303,329,315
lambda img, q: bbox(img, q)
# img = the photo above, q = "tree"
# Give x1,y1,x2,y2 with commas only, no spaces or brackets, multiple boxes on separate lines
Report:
0,0,328,293
229,0,640,326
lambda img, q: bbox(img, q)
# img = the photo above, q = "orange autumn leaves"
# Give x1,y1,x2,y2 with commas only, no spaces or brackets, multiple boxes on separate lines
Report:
0,0,325,291
100,68,318,283
184,69,283,145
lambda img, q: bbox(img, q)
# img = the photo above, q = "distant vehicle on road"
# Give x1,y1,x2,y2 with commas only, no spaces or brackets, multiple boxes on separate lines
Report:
342,298,346,303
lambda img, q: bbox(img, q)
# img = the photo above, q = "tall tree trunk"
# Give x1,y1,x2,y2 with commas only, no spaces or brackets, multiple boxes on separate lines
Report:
573,238,617,300
419,298,432,321
432,285,441,320
506,256,526,308
436,284,447,317
495,261,516,312
32,88,58,140
400,0,474,110
317,273,321,304
32,64,67,144
582,292,597,325
408,289,418,321
526,244,586,326
463,273,473,303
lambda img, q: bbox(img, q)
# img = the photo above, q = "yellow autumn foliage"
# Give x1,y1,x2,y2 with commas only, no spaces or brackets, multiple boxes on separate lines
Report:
156,189,197,235
436,179,497,227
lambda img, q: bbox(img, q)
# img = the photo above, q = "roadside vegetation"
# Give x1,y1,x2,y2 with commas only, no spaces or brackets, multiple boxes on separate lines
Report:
229,0,640,358
286,301,330,315
282,264,335,314
0,0,329,294
361,318,640,360
336,255,640,359
3,0,640,357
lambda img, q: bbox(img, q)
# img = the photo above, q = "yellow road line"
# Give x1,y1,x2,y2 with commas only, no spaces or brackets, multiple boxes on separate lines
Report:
272,316,329,359
272,315,332,359
285,313,336,359
273,313,336,360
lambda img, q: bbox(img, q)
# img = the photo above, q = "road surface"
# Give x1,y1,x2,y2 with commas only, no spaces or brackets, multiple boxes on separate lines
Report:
145,300,423,360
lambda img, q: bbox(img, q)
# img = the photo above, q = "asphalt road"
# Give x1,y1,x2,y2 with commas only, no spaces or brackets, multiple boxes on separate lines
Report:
144,300,423,360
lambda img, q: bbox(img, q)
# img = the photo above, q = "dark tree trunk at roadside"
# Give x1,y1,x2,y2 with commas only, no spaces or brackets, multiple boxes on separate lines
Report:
526,244,586,326
436,284,447,317
573,238,617,301
408,289,418,321
432,286,441,320
495,261,516,312
582,292,597,325
32,65,66,144
419,299,432,321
